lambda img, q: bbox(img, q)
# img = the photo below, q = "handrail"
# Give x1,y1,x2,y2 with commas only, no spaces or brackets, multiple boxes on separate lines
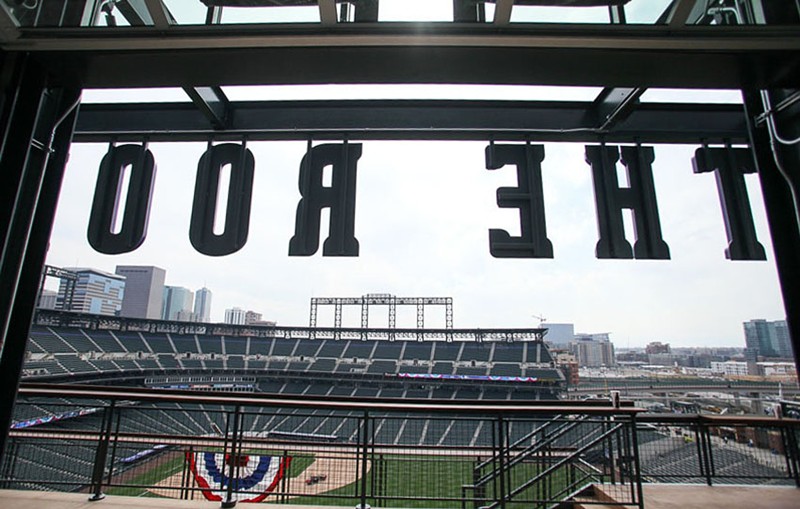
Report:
484,422,625,509
6,387,798,506
474,413,568,471
472,415,597,488
638,412,800,428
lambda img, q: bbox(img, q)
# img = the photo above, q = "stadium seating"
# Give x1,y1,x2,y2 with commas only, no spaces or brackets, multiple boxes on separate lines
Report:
8,320,575,492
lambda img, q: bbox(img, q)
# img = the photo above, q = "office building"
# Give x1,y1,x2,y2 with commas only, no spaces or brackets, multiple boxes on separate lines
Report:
543,323,575,345
115,265,165,319
744,319,793,359
225,307,247,325
194,287,213,322
162,286,194,321
58,268,125,316
569,334,615,367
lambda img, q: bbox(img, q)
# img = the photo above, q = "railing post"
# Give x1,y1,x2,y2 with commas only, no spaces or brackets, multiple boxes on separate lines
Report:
358,410,370,509
104,409,122,488
281,449,289,503
628,415,644,509
497,415,507,509
694,418,712,486
181,446,192,500
222,405,241,509
606,415,616,484
88,400,116,501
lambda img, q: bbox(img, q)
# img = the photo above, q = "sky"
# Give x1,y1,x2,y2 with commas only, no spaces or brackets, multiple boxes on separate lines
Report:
42,0,787,348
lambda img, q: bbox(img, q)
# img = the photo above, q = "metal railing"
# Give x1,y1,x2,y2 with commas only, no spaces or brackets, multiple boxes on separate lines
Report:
1,384,798,508
637,413,800,487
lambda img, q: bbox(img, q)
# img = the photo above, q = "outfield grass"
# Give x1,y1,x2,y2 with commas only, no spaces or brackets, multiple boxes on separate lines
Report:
103,449,583,508
105,453,185,497
290,453,582,508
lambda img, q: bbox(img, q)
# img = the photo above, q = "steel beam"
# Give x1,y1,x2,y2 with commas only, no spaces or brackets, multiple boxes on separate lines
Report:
143,0,173,29
72,99,749,144
117,0,175,27
13,24,797,89
319,0,338,25
588,87,646,131
493,0,514,25
666,0,703,27
182,86,230,130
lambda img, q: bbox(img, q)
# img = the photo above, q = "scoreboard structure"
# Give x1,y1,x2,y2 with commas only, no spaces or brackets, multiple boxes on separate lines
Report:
0,0,798,458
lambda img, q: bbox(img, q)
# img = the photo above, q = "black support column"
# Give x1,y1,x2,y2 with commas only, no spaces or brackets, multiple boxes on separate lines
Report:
0,53,81,457
741,2,800,375
743,88,800,374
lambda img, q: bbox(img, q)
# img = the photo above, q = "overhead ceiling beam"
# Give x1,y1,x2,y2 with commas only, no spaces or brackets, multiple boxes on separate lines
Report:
182,86,231,130
10,23,800,52
72,99,749,144
29,44,800,90
319,0,338,25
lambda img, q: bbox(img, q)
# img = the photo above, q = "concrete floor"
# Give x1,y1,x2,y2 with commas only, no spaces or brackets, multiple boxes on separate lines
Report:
0,486,796,509
640,484,799,509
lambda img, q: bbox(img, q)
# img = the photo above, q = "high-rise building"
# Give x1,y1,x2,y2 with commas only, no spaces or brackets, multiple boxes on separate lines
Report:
58,268,126,316
569,334,615,367
744,319,793,359
543,323,574,345
225,307,247,325
774,321,792,359
194,287,213,322
115,266,166,319
162,286,194,321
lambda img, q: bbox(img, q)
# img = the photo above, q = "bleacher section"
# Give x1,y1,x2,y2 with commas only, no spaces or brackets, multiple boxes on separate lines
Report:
22,324,564,403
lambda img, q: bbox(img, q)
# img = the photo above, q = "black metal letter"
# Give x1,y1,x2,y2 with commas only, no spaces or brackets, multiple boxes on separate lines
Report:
289,142,362,256
586,145,670,259
486,143,553,258
692,145,766,261
189,143,255,256
87,144,156,254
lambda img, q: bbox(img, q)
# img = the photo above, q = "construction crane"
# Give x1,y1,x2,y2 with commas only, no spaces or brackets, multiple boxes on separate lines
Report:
532,314,547,327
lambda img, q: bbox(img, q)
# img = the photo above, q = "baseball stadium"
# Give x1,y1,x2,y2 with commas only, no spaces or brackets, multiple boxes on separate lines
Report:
2,306,798,508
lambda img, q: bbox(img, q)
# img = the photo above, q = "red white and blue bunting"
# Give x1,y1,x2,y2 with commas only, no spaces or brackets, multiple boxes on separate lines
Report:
186,451,290,503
